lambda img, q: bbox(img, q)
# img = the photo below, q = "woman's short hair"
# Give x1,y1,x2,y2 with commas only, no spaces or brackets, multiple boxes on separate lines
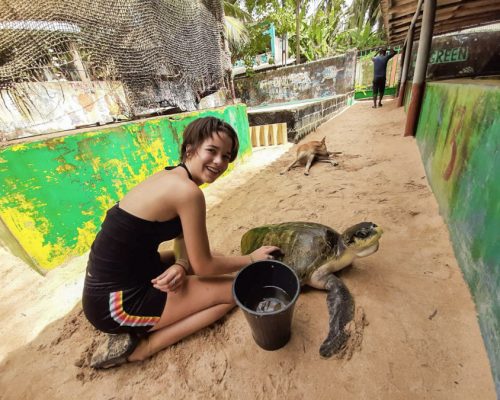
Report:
181,117,239,162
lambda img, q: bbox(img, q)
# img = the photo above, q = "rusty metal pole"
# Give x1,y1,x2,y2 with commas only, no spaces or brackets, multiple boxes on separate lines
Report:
397,0,424,107
395,42,406,97
397,41,410,106
295,0,301,65
404,0,436,137
397,36,413,107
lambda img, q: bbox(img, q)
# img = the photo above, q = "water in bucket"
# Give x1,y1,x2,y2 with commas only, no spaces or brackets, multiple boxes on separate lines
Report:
245,286,291,313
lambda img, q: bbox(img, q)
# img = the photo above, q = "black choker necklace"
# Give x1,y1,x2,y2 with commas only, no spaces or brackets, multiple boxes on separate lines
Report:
178,162,193,181
164,163,193,181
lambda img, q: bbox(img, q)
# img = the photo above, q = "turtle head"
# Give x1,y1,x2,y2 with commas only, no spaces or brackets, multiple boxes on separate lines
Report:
342,222,383,257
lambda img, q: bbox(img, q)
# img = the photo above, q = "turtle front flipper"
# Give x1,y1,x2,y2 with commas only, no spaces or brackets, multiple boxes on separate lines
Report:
316,273,355,358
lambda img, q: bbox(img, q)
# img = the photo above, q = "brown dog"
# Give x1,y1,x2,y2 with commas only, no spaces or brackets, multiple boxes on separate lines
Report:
281,137,339,176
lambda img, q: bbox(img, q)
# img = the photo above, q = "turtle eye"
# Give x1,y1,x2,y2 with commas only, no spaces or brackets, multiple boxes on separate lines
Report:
348,230,368,243
355,230,369,239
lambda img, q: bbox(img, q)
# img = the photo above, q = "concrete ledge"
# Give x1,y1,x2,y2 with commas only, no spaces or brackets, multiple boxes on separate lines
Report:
249,123,287,147
247,93,353,143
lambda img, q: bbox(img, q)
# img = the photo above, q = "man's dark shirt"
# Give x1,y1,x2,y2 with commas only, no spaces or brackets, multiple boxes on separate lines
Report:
372,52,396,79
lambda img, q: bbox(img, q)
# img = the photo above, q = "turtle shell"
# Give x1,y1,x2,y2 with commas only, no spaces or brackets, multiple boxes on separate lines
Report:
241,222,343,284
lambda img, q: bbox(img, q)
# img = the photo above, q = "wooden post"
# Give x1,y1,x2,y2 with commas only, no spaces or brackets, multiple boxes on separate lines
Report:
398,0,424,107
404,0,436,136
263,125,270,146
69,42,91,85
272,124,279,145
279,123,287,144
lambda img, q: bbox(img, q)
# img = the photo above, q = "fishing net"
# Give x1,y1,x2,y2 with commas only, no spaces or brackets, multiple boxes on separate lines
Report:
0,0,231,116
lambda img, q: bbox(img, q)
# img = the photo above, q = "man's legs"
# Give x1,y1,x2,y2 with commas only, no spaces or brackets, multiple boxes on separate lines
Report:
378,78,386,106
372,79,378,108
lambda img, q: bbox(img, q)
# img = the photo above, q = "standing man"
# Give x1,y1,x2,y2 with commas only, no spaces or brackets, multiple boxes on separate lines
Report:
372,47,396,108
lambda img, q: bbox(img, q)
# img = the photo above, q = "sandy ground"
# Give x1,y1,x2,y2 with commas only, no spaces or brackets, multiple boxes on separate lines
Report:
0,100,496,399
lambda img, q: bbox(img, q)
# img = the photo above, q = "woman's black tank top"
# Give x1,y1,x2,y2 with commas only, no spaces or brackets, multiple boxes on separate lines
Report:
84,164,192,293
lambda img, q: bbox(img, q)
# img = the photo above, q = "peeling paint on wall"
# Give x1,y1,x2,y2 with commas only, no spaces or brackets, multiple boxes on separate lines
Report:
0,81,129,141
0,104,251,272
234,51,356,107
416,81,500,393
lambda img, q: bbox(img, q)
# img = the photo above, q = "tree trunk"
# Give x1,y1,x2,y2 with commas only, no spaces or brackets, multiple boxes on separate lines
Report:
295,0,301,64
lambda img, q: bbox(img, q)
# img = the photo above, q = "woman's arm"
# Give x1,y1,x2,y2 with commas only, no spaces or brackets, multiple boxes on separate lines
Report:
173,235,191,274
176,183,279,276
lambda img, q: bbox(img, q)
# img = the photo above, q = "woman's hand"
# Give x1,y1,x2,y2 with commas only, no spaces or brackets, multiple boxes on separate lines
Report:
151,264,186,293
250,245,283,262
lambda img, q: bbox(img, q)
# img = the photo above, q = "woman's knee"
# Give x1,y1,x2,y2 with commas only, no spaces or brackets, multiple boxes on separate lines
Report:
227,294,236,307
223,302,236,314
220,277,236,305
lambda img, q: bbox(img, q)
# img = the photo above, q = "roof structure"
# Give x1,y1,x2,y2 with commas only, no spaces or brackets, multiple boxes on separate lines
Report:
381,0,500,44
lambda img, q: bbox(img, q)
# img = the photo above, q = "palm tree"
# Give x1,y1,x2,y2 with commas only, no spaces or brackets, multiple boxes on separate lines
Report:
343,0,385,50
223,1,252,53
349,0,381,31
296,0,343,61
295,0,301,64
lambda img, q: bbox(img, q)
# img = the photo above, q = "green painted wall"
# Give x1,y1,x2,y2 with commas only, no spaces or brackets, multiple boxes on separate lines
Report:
0,105,251,273
415,81,500,393
354,52,400,99
354,87,397,100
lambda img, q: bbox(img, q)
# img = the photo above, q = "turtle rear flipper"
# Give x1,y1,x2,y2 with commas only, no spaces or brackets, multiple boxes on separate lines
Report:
317,274,355,358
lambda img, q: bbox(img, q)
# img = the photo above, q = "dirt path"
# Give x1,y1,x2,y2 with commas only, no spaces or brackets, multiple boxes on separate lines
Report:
0,100,495,399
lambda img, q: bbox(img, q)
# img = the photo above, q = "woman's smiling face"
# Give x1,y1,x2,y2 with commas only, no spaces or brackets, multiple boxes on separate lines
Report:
186,131,234,184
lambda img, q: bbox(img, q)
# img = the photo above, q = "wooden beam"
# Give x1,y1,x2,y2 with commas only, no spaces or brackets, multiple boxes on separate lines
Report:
433,14,500,33
392,13,500,41
391,10,500,34
381,0,392,40
450,4,500,18
389,0,497,23
383,0,500,43
390,0,419,15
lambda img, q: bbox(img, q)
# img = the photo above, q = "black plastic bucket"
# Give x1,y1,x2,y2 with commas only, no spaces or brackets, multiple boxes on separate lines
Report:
233,260,300,351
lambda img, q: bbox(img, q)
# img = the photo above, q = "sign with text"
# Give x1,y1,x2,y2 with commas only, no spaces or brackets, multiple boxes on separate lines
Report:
408,31,500,80
429,47,469,64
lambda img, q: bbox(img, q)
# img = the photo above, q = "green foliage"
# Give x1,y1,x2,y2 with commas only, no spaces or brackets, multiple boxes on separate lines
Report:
231,22,271,72
263,0,296,36
228,0,387,66
354,82,371,93
224,15,250,53
224,0,253,22
358,50,377,61
223,1,252,54
335,25,385,54
294,0,343,61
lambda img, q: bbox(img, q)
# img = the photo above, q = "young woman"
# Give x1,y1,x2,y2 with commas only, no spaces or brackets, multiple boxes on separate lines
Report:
82,117,280,368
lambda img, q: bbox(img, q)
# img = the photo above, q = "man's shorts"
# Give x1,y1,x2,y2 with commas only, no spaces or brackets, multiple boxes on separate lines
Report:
373,77,386,96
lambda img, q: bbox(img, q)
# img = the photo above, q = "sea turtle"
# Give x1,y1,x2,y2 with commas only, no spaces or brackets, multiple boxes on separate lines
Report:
240,221,383,358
